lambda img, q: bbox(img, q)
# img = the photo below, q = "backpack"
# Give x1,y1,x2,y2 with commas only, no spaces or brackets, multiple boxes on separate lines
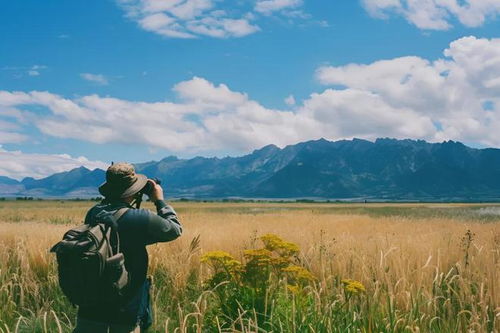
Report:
50,206,130,306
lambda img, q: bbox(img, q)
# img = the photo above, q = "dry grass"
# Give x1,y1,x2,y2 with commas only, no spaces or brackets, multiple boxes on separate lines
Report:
0,201,499,332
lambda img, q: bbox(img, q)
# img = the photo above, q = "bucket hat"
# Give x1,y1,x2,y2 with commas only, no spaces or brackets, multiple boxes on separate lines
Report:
98,162,148,199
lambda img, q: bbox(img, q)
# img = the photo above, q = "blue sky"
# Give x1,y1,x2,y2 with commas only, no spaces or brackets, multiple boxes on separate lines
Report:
1,0,500,179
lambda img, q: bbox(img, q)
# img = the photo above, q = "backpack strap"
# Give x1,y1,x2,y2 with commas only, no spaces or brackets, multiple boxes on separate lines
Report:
109,207,129,255
113,207,129,222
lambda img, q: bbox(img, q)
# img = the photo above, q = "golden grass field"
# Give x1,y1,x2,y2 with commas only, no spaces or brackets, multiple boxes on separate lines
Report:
0,200,499,332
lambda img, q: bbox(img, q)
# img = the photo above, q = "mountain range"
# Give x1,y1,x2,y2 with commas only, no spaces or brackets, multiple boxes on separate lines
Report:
3,138,500,200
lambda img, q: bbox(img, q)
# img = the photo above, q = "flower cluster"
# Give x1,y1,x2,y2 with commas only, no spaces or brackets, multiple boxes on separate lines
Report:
341,279,366,294
201,234,315,294
282,265,315,283
243,248,273,266
200,250,243,275
260,233,299,257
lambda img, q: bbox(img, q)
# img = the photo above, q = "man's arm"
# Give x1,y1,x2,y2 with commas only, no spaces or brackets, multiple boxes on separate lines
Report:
144,180,182,245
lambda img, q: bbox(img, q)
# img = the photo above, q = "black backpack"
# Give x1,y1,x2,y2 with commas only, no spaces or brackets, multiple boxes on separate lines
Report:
50,207,130,306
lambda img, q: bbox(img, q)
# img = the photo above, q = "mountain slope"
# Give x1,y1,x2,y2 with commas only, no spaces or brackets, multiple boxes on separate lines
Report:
3,138,500,200
0,176,20,185
20,167,105,196
0,176,23,195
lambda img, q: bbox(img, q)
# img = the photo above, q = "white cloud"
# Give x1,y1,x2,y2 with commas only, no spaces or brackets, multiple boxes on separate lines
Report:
0,106,29,143
300,89,435,140
117,0,311,39
27,65,47,77
174,76,248,107
120,0,259,38
31,65,46,70
2,37,500,154
316,36,500,146
80,73,109,85
284,94,296,106
0,78,312,153
186,17,260,38
362,0,500,30
0,147,107,180
255,0,303,15
0,131,27,144
1,65,47,78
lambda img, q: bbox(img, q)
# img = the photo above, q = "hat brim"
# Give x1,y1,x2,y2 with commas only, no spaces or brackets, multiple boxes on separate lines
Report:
98,174,148,198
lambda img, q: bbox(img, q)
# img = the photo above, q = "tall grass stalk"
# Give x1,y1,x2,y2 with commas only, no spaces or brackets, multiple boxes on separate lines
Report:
0,202,498,332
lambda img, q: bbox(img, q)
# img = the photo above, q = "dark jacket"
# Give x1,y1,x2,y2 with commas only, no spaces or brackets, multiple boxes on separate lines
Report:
78,199,182,326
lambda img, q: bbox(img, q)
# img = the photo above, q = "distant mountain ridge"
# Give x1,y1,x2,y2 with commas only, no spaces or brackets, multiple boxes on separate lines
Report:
3,138,500,200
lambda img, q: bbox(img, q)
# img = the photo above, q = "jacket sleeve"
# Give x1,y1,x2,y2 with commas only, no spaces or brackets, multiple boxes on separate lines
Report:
144,200,182,245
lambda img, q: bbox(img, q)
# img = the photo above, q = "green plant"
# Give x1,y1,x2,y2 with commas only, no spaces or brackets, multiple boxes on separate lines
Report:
200,234,315,330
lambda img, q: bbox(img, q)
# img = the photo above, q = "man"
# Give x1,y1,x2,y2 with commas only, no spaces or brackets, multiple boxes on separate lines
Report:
73,162,182,333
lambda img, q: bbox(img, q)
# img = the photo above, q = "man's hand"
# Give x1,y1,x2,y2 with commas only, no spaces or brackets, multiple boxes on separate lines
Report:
148,179,164,202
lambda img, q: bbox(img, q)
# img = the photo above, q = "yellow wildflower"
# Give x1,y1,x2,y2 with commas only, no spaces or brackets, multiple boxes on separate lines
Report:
287,284,300,294
341,279,366,294
260,233,299,257
200,251,242,272
282,265,315,282
244,248,273,259
201,250,235,262
269,256,290,269
243,248,273,266
260,234,284,251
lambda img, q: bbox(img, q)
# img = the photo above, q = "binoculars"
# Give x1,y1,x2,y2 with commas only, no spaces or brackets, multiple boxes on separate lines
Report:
140,178,162,197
